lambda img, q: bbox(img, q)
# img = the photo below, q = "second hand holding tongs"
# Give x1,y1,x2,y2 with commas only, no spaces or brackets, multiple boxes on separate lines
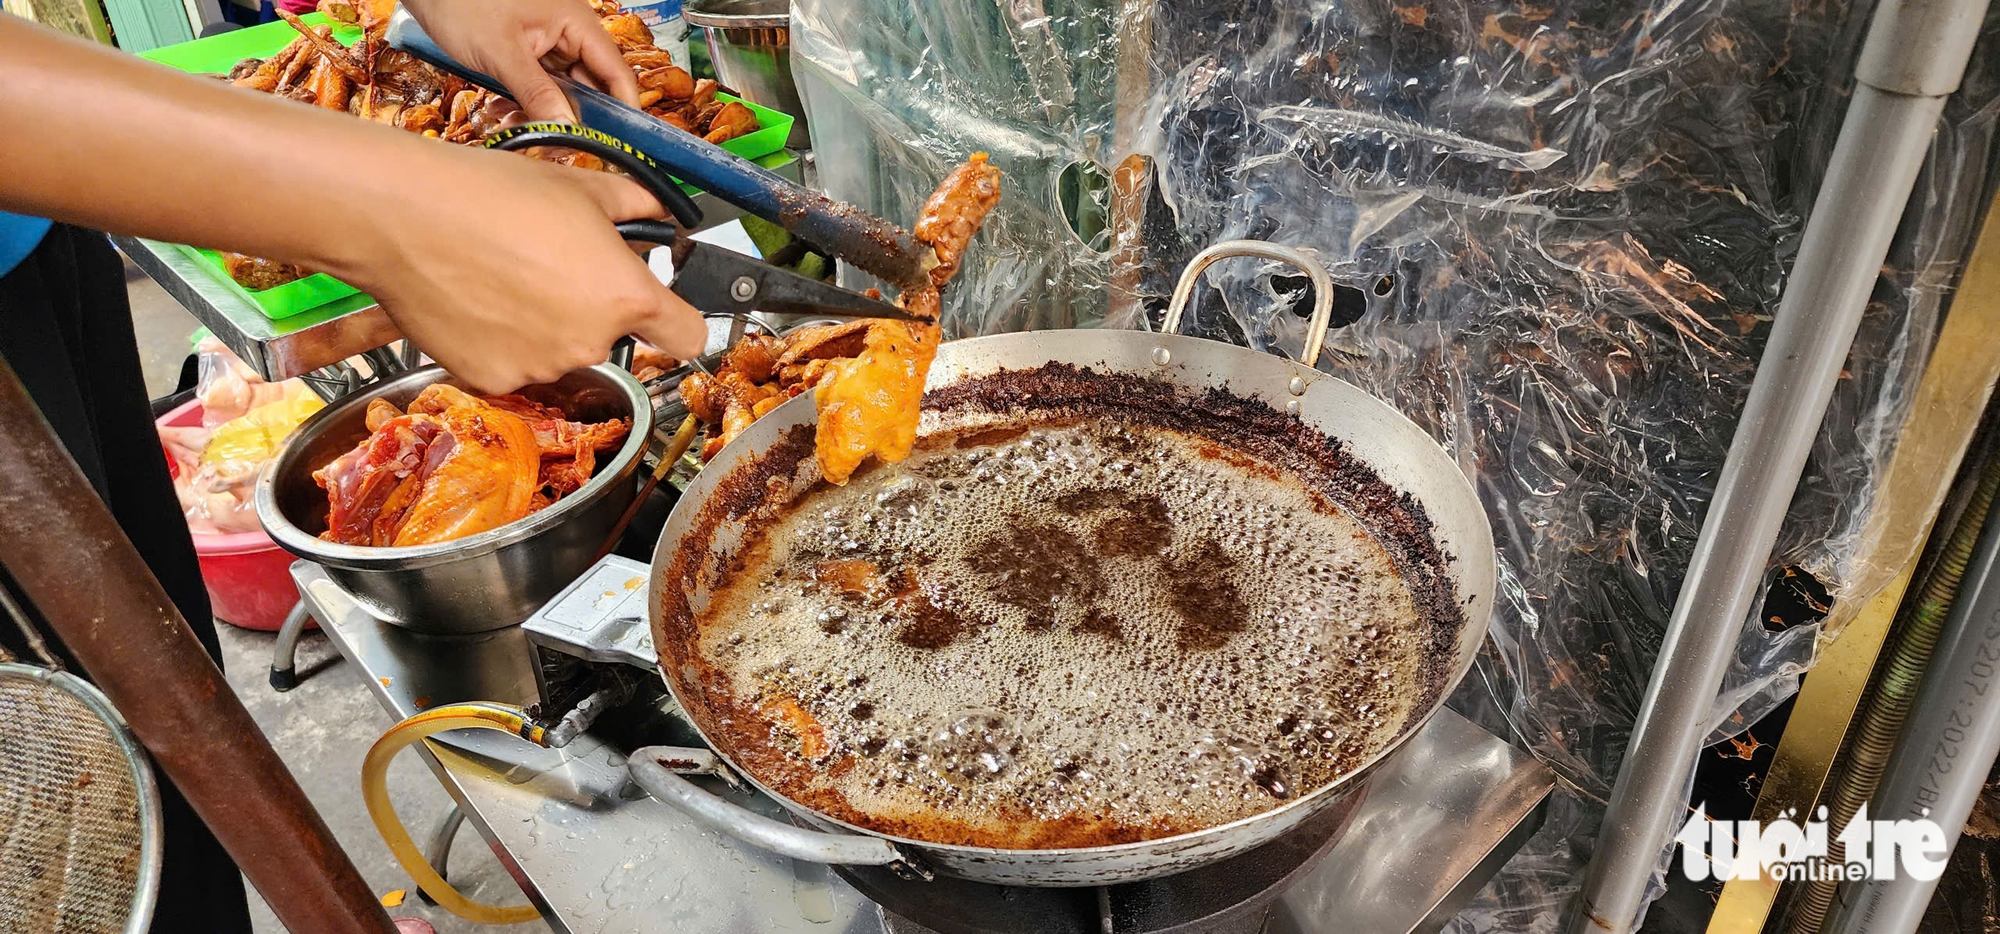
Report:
386,9,939,293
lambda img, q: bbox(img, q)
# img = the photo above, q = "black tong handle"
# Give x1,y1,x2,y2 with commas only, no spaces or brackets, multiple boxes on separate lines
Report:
486,124,703,231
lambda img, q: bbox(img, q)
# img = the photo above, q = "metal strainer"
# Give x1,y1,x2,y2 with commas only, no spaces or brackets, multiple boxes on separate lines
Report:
0,585,162,934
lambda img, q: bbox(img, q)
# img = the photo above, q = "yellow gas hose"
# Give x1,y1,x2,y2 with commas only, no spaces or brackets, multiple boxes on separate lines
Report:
362,703,548,925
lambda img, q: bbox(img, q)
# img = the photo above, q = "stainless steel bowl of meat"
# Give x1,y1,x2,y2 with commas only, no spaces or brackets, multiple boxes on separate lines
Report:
256,364,652,634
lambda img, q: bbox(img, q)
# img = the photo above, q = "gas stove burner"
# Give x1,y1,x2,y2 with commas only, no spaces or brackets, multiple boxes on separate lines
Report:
840,786,1366,934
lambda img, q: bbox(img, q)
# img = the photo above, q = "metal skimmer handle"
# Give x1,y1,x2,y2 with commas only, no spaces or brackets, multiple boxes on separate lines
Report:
1162,240,1335,368
628,747,933,879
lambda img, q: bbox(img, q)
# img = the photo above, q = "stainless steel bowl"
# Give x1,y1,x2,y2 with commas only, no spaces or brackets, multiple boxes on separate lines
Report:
255,364,652,634
685,0,810,148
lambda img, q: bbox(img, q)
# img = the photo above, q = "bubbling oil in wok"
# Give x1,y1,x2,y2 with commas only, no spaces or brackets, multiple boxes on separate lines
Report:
698,418,1430,846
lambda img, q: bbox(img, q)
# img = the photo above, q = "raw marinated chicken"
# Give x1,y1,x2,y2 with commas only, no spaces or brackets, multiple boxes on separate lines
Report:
682,153,1002,483
314,384,630,546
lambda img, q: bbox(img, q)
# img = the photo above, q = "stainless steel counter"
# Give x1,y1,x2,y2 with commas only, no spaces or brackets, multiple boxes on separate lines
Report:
293,558,1553,934
115,149,801,384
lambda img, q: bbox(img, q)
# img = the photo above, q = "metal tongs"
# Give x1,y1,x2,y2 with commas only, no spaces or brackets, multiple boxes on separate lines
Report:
386,10,930,326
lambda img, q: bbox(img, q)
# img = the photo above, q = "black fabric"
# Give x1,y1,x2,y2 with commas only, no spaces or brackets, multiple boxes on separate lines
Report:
0,225,251,934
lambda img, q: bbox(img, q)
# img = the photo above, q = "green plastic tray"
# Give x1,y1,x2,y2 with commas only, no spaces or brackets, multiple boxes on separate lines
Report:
141,17,796,320
175,245,367,320
140,14,360,73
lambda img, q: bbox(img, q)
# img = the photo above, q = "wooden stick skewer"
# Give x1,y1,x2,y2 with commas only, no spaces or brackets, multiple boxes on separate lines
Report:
594,414,698,561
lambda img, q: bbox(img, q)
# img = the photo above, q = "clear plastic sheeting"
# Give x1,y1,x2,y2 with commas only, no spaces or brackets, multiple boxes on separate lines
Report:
790,0,2000,928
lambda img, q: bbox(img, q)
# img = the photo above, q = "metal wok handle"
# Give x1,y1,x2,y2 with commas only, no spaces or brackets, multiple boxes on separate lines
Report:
1162,240,1335,368
627,746,934,880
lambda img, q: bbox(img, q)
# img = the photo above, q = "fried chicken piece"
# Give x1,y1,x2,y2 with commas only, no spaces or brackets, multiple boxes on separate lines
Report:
812,320,940,483
638,65,694,100
687,78,718,112
624,49,677,70
384,386,541,546
275,32,321,92
810,154,1002,483
599,12,653,50
775,320,872,369
691,101,724,133
316,0,390,26
222,253,308,290
679,370,723,425
306,54,353,111
630,344,678,381
278,12,370,85
397,101,444,135
722,333,780,383
233,36,305,92
704,101,759,143
681,156,1002,479
815,558,888,600
371,48,449,105
761,695,828,759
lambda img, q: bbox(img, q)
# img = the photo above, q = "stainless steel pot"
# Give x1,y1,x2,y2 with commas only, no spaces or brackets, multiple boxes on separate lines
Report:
633,242,1496,885
256,364,653,635
684,0,810,149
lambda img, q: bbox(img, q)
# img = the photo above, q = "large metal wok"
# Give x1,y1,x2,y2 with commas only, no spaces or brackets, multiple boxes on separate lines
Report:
630,241,1497,886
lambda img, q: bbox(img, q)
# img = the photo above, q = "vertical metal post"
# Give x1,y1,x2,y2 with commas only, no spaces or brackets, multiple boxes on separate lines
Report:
0,361,398,934
1822,498,2000,934
1569,0,1992,929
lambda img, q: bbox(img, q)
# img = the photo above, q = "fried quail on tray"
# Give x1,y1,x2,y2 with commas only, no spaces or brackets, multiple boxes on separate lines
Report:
315,383,630,546
218,0,760,290
680,153,1004,484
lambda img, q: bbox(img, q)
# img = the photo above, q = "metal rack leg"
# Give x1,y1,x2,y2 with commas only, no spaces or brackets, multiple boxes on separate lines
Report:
268,601,312,692
415,804,465,907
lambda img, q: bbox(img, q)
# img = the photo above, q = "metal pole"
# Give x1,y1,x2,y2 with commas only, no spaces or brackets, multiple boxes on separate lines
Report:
0,361,398,934
1821,502,2000,934
1569,0,1991,929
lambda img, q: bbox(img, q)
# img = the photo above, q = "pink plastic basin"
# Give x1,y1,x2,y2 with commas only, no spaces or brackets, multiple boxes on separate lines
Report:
158,399,309,631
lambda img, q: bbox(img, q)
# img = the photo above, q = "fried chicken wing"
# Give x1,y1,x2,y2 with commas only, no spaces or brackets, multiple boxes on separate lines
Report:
912,152,1005,285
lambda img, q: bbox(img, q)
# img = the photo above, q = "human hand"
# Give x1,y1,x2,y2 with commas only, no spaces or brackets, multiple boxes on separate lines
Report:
335,144,706,393
399,0,639,123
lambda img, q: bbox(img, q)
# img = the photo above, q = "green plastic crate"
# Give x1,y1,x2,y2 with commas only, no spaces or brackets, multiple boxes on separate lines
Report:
141,16,796,320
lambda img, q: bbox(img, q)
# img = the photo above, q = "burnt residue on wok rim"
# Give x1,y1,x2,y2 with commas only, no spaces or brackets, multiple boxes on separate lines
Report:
654,361,1467,849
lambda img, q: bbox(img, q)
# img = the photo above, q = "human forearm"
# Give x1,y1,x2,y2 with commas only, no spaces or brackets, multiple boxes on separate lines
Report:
0,15,452,277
